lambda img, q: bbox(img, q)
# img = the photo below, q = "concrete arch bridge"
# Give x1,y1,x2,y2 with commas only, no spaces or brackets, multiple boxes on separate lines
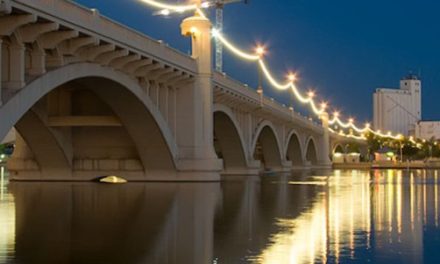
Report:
0,0,363,181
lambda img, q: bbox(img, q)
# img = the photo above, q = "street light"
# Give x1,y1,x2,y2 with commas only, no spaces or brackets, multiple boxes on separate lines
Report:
256,45,265,106
429,144,433,159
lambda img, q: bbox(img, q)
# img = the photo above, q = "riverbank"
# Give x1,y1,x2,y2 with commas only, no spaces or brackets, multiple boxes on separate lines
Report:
333,160,440,170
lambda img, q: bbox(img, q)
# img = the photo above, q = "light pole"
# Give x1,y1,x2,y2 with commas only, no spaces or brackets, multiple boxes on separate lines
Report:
429,144,433,159
395,134,403,163
256,46,265,106
400,142,403,162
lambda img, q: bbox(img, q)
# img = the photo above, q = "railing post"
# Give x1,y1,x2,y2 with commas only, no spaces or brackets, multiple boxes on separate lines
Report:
319,112,332,167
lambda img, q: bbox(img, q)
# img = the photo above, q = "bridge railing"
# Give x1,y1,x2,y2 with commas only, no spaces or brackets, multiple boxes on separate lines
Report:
213,71,323,132
12,0,197,72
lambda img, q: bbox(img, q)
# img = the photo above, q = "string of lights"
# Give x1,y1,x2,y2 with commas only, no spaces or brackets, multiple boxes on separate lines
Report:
328,128,367,141
138,0,414,142
212,29,406,140
212,29,327,116
139,0,202,14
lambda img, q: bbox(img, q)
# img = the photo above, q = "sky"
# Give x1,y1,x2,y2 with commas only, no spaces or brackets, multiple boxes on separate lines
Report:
74,0,440,122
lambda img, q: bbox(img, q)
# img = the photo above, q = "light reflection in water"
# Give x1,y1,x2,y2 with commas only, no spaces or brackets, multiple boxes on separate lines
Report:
252,170,439,263
436,171,439,227
0,166,15,263
0,169,439,263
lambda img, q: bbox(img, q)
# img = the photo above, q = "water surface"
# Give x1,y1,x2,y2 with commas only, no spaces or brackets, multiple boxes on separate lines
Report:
0,168,439,263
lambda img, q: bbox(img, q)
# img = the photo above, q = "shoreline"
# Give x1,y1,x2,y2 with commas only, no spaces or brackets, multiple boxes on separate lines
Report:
333,161,440,170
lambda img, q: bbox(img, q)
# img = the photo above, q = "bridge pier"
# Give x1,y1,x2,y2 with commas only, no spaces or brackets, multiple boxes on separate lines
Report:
178,10,223,178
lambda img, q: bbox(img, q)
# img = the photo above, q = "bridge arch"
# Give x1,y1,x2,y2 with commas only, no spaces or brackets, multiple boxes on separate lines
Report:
0,63,178,178
333,143,345,154
213,104,248,172
251,121,283,170
305,136,319,166
285,130,304,166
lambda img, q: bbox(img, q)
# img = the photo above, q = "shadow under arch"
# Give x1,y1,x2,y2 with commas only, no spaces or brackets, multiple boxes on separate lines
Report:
0,63,178,178
213,105,248,172
252,122,283,170
285,130,304,166
333,144,344,154
305,136,319,165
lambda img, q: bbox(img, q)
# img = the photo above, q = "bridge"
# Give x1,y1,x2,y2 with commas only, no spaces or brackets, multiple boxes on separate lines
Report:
0,0,362,181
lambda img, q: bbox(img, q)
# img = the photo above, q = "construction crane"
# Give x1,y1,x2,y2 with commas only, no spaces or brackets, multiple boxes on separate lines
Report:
155,1,249,72
213,0,249,72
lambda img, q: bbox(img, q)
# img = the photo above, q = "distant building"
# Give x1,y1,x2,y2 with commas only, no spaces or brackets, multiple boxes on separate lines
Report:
412,121,440,140
373,74,422,136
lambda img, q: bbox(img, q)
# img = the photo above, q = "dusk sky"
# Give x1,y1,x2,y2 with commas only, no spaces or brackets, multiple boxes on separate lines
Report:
74,0,440,122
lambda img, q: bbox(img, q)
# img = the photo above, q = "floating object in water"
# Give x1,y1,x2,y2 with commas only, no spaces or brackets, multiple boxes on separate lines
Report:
99,175,127,184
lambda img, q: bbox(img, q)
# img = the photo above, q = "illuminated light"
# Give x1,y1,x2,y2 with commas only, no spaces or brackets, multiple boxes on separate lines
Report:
159,9,170,16
139,0,197,13
288,72,297,82
258,60,292,90
308,91,315,98
348,118,354,123
213,30,260,60
211,28,219,37
321,102,328,110
333,111,340,117
190,26,198,34
365,123,371,128
255,45,266,57
201,2,210,8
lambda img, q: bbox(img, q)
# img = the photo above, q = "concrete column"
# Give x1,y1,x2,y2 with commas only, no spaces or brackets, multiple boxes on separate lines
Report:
319,112,332,166
178,10,222,176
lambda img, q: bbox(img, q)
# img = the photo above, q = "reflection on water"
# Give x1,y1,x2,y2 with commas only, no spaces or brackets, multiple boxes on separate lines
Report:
0,167,15,264
0,169,439,263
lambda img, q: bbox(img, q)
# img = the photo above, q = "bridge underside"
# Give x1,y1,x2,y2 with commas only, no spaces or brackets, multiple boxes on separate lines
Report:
7,77,188,181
